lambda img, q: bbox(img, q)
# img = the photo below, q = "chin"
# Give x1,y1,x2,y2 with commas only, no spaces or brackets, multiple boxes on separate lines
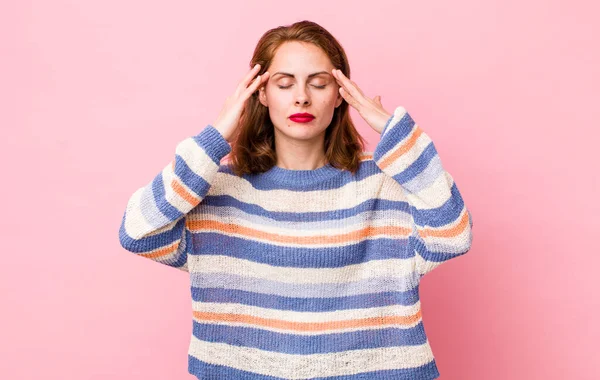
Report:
277,124,326,139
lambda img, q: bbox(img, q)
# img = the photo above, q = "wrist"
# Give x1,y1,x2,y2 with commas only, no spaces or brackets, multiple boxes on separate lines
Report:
212,124,231,143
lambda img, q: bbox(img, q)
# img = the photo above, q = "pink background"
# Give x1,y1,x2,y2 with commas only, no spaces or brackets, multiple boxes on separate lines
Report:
2,0,598,379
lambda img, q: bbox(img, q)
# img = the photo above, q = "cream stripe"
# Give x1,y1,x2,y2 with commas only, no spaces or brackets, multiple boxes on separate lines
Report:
188,335,435,379
189,207,412,233
160,162,198,213
207,171,409,213
142,215,182,238
123,187,157,239
414,250,443,276
187,255,416,284
175,137,221,179
405,172,455,210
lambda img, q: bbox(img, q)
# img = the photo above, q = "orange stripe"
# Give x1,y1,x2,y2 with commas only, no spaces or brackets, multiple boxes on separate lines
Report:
193,309,422,332
378,125,423,171
140,240,179,259
417,210,470,239
187,220,412,245
169,158,200,206
171,178,200,206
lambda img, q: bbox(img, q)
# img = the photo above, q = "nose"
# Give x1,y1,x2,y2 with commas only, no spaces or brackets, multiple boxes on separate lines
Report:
294,86,311,106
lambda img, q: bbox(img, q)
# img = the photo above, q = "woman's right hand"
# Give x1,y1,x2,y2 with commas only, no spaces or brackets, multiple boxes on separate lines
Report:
212,63,270,142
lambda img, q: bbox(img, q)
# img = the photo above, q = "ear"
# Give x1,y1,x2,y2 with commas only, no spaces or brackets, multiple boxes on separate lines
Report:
258,86,268,107
334,91,343,108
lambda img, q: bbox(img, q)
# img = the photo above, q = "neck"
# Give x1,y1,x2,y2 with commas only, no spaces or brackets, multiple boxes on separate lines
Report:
273,131,328,170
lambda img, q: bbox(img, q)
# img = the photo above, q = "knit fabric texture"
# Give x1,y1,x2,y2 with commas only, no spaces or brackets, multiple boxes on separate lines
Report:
118,106,474,379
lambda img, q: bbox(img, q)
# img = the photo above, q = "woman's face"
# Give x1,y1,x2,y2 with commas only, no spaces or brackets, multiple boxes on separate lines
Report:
258,41,343,143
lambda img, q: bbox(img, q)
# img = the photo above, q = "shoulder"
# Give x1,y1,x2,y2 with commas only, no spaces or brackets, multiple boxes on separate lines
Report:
356,150,395,186
349,151,387,182
217,161,235,174
359,151,374,162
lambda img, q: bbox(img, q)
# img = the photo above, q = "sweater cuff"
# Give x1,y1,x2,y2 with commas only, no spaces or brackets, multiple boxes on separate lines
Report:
192,124,232,162
373,106,415,166
380,106,410,139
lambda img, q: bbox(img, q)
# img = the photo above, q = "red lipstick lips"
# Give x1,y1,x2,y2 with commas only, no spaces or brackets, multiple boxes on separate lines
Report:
289,113,315,123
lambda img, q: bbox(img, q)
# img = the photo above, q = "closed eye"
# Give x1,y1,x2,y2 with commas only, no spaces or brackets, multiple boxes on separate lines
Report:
278,85,327,89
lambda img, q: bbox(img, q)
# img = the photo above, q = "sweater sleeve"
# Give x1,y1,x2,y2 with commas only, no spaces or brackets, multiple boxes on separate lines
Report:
373,106,474,277
118,125,231,272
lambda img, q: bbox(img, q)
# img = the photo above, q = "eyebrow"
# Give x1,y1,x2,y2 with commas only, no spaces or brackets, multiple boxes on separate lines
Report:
272,71,331,78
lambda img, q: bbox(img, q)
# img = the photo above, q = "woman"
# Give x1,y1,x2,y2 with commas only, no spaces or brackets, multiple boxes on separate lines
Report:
119,20,473,380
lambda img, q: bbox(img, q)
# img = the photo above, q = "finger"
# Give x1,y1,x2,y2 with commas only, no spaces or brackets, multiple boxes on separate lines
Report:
247,70,270,91
339,86,360,110
335,76,365,110
335,73,362,111
333,69,364,102
235,63,261,96
243,71,269,98
258,71,270,91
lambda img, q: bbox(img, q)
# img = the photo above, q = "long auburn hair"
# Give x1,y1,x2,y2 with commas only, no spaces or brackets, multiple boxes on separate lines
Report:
227,20,366,177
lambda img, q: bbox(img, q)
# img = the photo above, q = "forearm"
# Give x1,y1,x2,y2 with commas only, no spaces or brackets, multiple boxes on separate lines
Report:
118,125,231,269
373,106,474,276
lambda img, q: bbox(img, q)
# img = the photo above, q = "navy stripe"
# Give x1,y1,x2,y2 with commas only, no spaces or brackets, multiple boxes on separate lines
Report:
200,195,411,223
191,234,413,268
373,111,415,162
192,125,232,163
151,171,182,220
189,356,288,380
173,154,212,197
392,141,438,185
218,159,384,192
412,236,470,263
410,182,466,228
191,286,420,311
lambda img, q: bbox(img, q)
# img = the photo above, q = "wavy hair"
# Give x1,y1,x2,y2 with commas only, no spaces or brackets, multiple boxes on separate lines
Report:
227,20,366,177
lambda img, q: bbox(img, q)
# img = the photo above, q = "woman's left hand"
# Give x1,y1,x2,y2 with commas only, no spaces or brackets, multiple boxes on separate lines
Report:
332,69,392,134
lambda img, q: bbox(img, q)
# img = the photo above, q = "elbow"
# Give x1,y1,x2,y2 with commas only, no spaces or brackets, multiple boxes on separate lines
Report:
463,209,474,252
118,217,137,253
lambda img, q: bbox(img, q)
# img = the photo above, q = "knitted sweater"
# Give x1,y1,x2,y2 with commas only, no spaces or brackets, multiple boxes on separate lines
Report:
118,105,474,380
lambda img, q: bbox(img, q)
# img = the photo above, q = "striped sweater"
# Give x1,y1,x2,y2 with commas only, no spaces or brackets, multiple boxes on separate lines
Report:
118,106,474,380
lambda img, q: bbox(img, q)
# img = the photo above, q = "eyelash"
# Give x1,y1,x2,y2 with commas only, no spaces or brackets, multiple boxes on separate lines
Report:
277,85,327,89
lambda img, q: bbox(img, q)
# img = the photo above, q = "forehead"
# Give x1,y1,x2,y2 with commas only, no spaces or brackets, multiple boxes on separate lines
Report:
269,41,333,74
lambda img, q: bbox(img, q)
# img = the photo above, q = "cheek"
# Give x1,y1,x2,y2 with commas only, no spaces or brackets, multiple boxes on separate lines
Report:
264,91,289,119
265,86,293,106
321,89,339,106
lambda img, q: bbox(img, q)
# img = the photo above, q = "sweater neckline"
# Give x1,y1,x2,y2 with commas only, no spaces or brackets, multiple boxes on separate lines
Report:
258,162,344,188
